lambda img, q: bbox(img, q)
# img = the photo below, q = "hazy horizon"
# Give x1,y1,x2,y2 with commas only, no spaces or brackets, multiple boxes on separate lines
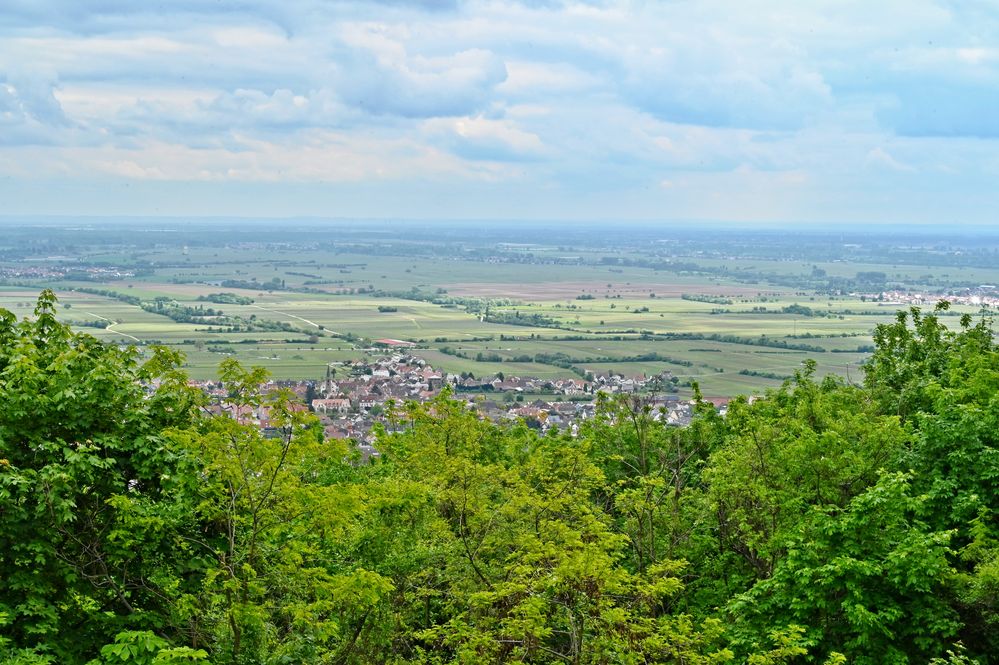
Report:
5,215,999,240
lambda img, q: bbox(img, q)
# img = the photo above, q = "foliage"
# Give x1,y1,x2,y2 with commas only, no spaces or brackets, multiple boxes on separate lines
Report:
2,293,997,663
865,304,999,656
730,472,958,663
0,291,203,661
196,294,254,306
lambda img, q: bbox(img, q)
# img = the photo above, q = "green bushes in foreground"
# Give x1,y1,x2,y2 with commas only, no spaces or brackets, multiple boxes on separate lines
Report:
1,293,996,664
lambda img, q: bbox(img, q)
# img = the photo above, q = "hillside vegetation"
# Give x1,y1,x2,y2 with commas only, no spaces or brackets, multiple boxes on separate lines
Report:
1,291,997,664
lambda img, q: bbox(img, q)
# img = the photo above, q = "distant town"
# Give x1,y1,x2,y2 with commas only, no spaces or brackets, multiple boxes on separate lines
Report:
856,286,999,309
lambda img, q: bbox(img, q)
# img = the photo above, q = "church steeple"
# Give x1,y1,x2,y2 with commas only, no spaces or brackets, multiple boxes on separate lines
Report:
321,363,337,396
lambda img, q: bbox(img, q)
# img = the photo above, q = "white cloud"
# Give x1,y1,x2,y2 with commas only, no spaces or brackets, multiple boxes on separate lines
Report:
866,147,916,172
332,23,508,117
497,60,601,95
1,0,998,221
424,115,547,160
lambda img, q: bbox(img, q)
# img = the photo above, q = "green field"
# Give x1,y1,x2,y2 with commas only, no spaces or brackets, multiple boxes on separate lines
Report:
0,280,971,397
3,222,993,398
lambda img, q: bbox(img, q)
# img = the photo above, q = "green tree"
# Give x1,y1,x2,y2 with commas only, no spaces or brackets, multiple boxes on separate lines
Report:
866,304,999,657
166,359,393,663
730,472,958,664
3,292,993,663
377,393,733,663
582,390,722,574
704,368,905,581
0,291,202,662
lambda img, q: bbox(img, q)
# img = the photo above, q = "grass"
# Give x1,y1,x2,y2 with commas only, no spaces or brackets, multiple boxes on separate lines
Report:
4,246,988,398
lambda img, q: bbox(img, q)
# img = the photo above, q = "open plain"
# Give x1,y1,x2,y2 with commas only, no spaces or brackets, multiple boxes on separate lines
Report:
2,221,996,397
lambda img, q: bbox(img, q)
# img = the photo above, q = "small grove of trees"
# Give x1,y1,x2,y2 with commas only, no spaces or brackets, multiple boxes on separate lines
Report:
681,294,734,305
1,292,997,664
196,293,254,306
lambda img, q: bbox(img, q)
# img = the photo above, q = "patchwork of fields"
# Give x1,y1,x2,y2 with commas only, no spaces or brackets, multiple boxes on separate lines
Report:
0,283,972,398
4,222,994,398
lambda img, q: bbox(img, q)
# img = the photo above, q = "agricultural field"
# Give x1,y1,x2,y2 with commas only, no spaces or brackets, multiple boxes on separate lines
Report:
2,220,996,397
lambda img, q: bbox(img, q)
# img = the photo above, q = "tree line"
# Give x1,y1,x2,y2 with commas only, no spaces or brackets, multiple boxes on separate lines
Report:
1,292,996,664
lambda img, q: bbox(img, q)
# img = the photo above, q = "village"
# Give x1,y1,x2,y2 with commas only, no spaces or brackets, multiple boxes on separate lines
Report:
194,353,699,452
0,264,137,281
858,285,999,309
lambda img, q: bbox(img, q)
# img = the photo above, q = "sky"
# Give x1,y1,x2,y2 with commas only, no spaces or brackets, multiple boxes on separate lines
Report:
2,0,998,224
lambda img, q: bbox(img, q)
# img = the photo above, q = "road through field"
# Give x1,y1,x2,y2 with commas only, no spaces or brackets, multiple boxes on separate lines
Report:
250,304,322,329
86,311,141,342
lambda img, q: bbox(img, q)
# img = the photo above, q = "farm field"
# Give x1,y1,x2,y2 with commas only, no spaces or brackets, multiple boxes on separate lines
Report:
0,281,976,396
2,221,996,398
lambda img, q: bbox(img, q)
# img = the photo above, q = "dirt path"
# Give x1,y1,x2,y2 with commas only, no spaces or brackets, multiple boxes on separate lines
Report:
250,304,321,328
249,304,351,341
86,311,141,342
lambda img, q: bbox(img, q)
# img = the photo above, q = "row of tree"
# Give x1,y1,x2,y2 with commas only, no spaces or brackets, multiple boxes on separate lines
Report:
0,292,996,663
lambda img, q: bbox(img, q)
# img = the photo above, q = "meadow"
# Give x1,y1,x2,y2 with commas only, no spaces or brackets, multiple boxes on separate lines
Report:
2,221,994,397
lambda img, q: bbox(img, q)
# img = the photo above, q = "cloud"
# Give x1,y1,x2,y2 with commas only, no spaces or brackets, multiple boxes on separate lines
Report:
112,88,354,140
0,129,520,184
332,26,508,118
865,147,915,172
0,75,72,145
497,60,600,96
424,115,547,161
618,42,833,131
1,0,999,222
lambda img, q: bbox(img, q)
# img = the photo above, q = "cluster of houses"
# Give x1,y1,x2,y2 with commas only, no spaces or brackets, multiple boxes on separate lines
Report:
454,373,649,395
193,354,700,449
860,286,998,309
0,265,135,280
